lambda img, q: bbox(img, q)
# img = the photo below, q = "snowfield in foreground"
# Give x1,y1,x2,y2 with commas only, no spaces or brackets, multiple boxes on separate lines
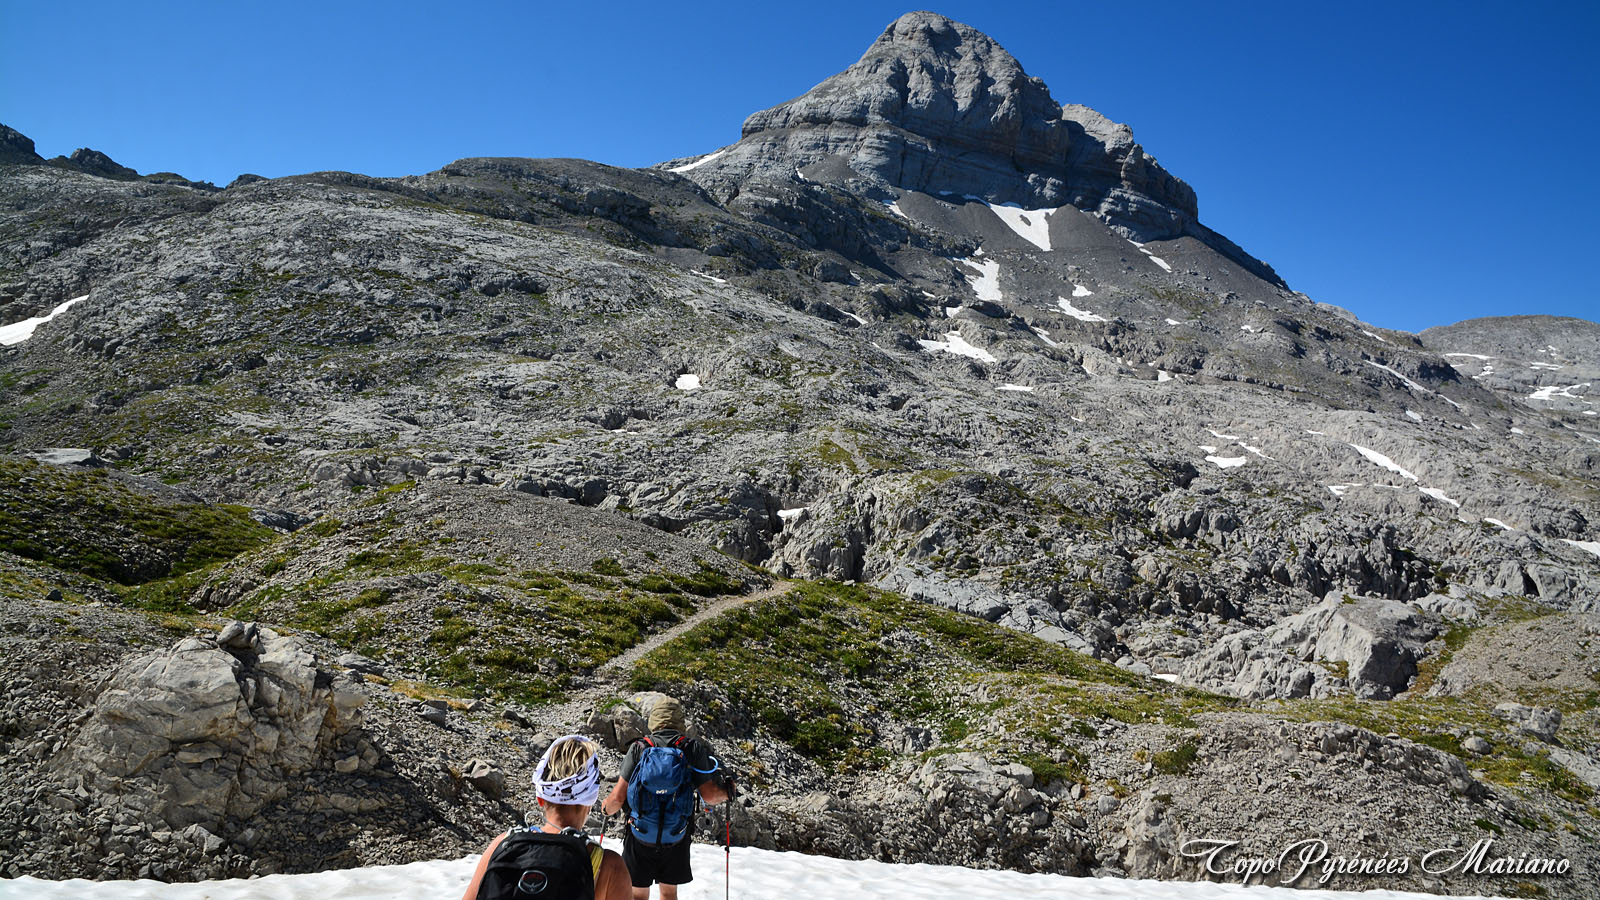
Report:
0,844,1490,900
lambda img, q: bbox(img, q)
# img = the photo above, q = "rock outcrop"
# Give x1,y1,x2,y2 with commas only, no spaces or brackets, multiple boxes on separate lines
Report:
1181,594,1444,699
667,11,1279,282
63,623,367,830
0,124,44,166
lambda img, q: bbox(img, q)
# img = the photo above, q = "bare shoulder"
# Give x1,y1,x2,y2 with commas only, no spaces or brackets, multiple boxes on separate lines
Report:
596,848,631,900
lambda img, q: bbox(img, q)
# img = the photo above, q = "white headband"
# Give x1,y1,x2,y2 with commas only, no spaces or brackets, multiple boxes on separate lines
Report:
533,735,601,806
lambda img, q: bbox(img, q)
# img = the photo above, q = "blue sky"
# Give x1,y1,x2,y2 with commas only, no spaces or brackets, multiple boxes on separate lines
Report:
2,0,1595,332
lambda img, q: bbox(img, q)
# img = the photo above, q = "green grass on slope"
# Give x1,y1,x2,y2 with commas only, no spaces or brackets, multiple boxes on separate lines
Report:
226,513,749,705
629,580,1227,769
0,458,274,589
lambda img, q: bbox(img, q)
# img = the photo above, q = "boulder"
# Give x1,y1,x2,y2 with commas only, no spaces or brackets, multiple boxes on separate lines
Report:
63,625,365,830
463,759,508,799
583,701,648,750
1493,702,1561,741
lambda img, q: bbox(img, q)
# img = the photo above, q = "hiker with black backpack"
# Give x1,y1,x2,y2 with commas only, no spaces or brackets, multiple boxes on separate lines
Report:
461,734,631,900
601,697,733,900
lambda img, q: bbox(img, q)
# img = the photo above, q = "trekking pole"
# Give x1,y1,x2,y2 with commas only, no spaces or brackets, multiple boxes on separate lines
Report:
723,803,731,900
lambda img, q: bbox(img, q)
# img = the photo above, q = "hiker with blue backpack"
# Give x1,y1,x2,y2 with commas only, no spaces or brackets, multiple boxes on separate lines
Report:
461,735,632,900
601,696,733,900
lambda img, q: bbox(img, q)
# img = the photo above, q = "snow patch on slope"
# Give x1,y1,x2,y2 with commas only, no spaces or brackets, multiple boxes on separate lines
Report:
1350,444,1418,482
988,203,1054,251
668,148,728,173
919,332,997,363
0,295,88,346
1057,297,1107,322
958,258,1002,302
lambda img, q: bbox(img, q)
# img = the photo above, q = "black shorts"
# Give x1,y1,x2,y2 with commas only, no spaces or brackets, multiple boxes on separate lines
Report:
622,832,693,887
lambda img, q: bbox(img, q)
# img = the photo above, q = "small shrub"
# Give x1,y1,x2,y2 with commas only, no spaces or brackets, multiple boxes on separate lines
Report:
1152,740,1199,775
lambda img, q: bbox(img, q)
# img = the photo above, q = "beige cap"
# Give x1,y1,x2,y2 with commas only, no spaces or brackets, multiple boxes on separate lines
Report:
647,696,686,733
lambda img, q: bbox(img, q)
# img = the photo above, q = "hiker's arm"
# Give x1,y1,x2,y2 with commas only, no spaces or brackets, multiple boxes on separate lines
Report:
601,776,628,815
698,780,730,805
596,848,632,900
459,832,506,900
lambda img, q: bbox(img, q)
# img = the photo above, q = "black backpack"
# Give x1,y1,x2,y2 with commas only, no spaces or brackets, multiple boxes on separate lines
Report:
476,826,596,900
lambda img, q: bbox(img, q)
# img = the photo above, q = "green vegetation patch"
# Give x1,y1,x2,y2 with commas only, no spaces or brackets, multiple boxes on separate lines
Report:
630,580,1212,768
1275,695,1595,804
0,458,274,584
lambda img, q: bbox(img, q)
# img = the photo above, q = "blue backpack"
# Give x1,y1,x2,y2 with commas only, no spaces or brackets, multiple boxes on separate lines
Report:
626,736,696,846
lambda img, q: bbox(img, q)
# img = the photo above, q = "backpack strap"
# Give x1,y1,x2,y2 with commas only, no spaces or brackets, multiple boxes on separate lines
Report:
589,843,603,881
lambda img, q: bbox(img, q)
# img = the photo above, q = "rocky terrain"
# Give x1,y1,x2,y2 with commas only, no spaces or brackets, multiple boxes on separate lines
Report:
1,9,1596,897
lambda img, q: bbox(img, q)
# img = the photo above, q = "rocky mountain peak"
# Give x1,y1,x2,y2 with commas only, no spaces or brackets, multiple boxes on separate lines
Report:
741,9,1064,160
668,12,1213,251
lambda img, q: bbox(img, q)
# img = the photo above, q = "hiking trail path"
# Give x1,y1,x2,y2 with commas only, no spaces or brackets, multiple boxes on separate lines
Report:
544,580,793,729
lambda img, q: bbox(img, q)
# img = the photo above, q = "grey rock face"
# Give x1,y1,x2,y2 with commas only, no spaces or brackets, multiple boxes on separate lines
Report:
1181,595,1443,699
1422,315,1600,422
1494,702,1562,741
54,148,138,180
666,13,1277,282
0,124,44,166
64,624,365,830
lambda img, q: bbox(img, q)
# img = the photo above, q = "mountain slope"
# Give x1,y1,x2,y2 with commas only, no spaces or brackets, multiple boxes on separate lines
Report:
0,9,1597,897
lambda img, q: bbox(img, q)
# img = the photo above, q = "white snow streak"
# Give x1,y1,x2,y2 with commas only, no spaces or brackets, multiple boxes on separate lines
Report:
988,203,1054,251
1031,327,1059,347
1361,330,1389,344
778,507,807,520
1365,361,1464,409
1057,297,1107,322
675,374,701,391
1157,370,1174,383
668,148,728,173
1206,455,1248,469
1418,487,1462,509
1164,318,1181,326
1529,383,1590,401
1125,239,1172,271
1483,518,1514,531
1349,444,1419,482
1071,283,1094,298
0,295,88,346
1365,361,1428,393
1405,410,1423,422
887,201,907,219
1327,484,1362,498
1444,352,1494,360
958,258,1002,302
919,332,997,363
690,270,728,284
998,384,1036,393
1563,539,1600,561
